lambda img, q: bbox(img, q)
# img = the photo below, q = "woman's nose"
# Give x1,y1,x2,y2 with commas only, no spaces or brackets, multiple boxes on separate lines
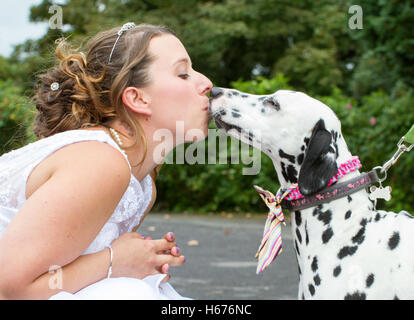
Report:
198,72,213,96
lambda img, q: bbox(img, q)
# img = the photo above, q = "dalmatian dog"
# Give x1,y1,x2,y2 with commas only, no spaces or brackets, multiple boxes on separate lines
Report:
209,87,414,299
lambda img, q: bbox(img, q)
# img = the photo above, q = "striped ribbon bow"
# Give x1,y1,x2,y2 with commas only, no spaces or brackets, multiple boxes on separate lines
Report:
253,184,297,274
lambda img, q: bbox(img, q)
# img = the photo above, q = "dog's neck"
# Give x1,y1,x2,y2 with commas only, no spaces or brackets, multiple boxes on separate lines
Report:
271,135,355,189
270,137,377,292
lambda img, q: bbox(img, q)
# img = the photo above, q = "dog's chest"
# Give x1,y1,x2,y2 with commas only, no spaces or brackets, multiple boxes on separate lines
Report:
289,193,414,299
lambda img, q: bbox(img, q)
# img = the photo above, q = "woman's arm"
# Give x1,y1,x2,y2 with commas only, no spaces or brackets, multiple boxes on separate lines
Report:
0,141,130,299
11,248,111,299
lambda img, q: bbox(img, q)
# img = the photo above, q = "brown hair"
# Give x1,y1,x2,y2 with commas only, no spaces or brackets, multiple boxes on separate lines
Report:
34,23,176,168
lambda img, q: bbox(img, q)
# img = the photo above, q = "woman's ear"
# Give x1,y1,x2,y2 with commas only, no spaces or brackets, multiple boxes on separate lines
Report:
298,119,338,196
121,87,152,116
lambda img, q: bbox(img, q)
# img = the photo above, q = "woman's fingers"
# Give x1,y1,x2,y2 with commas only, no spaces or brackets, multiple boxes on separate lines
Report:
153,238,176,252
170,246,180,256
164,232,175,242
161,263,170,274
158,254,186,267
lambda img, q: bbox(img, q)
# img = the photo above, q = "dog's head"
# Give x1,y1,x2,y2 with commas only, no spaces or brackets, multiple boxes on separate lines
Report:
209,87,353,195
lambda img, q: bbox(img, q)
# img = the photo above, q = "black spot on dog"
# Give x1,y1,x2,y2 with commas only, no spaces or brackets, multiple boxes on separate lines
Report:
267,148,272,154
295,211,302,226
281,162,298,184
226,92,232,98
231,109,241,118
366,274,374,288
388,232,400,250
250,103,256,107
344,291,366,300
305,222,309,245
301,145,305,151
394,295,399,300
352,225,366,245
241,94,248,98
295,240,300,256
309,284,315,296
360,218,368,227
314,274,321,286
279,149,296,164
304,137,310,146
314,208,332,225
311,256,318,272
281,162,289,182
302,293,305,300
287,165,298,183
261,108,265,113
333,265,341,277
345,210,352,219
375,212,381,221
347,195,352,203
296,228,302,244
258,96,266,101
298,264,301,275
264,98,281,111
322,227,333,244
231,90,239,96
338,246,358,259
297,153,304,165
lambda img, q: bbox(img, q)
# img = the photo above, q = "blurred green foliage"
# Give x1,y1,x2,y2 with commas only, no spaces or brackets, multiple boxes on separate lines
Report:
0,0,413,214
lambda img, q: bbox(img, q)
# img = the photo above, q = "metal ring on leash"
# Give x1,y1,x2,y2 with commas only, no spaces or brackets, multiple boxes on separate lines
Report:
372,166,387,183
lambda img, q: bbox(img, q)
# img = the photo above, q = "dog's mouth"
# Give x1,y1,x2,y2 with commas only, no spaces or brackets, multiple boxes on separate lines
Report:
213,115,242,134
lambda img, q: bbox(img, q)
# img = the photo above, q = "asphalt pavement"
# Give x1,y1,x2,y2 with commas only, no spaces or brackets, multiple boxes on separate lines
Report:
139,213,298,300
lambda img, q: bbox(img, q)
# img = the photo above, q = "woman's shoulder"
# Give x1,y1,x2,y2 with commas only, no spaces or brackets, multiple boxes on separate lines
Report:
26,129,131,200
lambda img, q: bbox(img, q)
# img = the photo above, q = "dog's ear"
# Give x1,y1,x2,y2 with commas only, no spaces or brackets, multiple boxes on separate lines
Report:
298,119,338,196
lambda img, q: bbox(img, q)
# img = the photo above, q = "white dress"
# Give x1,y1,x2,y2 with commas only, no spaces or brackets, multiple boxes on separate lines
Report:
0,129,188,300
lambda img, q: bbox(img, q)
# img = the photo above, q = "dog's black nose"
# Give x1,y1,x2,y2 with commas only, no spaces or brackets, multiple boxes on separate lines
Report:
210,87,224,99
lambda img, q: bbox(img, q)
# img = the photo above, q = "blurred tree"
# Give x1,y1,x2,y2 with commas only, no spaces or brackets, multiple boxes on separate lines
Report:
346,0,414,98
17,0,352,95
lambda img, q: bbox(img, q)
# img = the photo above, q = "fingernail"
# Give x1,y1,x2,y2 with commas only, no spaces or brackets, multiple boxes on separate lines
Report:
169,232,174,240
183,256,186,263
175,247,180,255
164,264,170,273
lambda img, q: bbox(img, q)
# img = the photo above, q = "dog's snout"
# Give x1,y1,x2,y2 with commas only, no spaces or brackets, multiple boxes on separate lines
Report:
210,87,224,99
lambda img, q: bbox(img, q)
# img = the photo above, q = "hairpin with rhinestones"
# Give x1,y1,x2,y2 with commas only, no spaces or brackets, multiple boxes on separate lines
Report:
50,82,60,91
108,22,136,64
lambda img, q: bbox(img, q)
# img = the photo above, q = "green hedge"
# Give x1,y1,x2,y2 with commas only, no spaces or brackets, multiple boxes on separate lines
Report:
0,79,36,154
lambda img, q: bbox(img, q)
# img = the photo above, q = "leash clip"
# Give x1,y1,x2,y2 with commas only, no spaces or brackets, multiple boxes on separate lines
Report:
380,137,413,175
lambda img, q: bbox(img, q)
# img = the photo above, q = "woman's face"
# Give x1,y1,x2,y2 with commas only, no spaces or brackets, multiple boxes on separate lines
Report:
143,34,213,144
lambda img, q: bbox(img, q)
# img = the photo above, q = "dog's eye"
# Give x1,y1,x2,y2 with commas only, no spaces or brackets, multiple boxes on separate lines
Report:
263,98,280,111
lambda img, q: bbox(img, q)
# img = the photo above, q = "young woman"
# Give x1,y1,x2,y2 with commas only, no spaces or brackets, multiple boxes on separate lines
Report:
0,23,212,299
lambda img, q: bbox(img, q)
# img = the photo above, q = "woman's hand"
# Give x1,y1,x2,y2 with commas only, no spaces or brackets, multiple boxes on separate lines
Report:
109,231,185,280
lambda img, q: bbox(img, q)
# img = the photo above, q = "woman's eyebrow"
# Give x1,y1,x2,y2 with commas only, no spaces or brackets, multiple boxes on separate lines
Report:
173,57,191,66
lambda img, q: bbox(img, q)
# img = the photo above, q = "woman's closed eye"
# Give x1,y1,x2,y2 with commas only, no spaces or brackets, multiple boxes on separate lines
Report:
178,73,190,79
